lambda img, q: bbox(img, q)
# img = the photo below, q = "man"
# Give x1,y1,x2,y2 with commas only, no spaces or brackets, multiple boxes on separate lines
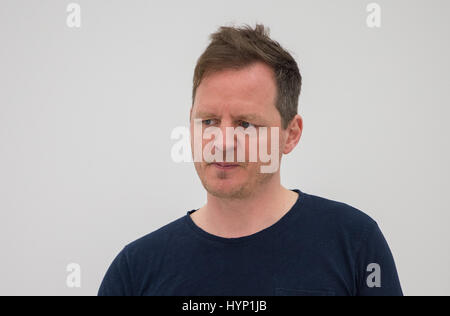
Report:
98,24,403,296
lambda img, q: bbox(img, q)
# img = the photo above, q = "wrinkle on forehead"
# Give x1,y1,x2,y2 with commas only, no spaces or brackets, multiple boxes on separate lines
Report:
193,62,278,122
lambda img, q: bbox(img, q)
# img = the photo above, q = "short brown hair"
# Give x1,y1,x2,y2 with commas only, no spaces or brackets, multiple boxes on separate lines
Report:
192,23,302,129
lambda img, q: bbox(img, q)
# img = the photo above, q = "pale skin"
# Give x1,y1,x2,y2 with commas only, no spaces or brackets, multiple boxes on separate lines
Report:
189,61,303,239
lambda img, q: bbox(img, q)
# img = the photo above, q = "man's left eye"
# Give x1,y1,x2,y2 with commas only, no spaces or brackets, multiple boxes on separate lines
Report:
240,121,255,128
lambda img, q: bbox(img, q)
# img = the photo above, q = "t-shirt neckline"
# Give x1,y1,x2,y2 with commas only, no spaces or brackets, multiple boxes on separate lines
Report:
184,189,305,244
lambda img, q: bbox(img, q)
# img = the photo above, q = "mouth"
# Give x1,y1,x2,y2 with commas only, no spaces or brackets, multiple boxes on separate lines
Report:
211,162,240,170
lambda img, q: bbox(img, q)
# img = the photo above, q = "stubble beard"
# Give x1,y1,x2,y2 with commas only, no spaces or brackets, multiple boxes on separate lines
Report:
195,162,275,200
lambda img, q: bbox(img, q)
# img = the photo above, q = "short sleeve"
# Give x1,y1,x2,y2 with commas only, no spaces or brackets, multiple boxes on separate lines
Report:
355,222,403,296
98,246,134,296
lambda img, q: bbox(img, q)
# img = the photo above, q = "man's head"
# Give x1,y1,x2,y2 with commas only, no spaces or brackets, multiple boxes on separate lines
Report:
190,24,303,199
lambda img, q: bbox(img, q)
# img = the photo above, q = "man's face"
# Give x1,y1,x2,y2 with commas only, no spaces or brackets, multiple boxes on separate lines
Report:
190,61,287,199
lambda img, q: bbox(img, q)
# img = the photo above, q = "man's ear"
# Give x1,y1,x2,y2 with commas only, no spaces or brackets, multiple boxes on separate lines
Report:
189,107,193,122
283,114,303,155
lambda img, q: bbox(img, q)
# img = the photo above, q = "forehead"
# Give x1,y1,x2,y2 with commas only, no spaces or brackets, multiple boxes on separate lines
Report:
193,62,278,116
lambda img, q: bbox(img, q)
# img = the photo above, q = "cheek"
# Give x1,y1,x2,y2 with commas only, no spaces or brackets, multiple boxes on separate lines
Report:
278,133,285,153
251,128,281,160
265,127,285,155
280,130,291,155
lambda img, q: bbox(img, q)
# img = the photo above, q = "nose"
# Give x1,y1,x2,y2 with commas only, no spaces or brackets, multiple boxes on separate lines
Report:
213,124,236,161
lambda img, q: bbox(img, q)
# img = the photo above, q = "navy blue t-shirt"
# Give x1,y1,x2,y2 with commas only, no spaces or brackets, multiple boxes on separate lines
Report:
98,189,403,296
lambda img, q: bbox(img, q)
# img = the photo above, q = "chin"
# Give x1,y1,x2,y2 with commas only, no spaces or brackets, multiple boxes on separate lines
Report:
203,179,251,199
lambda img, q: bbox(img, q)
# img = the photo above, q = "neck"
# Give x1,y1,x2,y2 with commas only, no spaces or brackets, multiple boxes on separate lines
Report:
193,176,298,238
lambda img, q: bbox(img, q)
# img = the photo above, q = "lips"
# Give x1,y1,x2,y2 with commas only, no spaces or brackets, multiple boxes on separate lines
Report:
211,162,239,170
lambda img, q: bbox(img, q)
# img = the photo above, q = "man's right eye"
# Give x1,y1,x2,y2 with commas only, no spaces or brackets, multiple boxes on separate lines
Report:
202,119,216,125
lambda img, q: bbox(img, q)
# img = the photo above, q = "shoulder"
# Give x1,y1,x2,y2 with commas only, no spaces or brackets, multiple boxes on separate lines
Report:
301,191,379,239
121,215,187,259
100,215,188,295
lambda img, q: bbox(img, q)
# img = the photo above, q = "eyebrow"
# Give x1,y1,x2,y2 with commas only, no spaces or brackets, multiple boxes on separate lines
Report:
193,111,268,123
